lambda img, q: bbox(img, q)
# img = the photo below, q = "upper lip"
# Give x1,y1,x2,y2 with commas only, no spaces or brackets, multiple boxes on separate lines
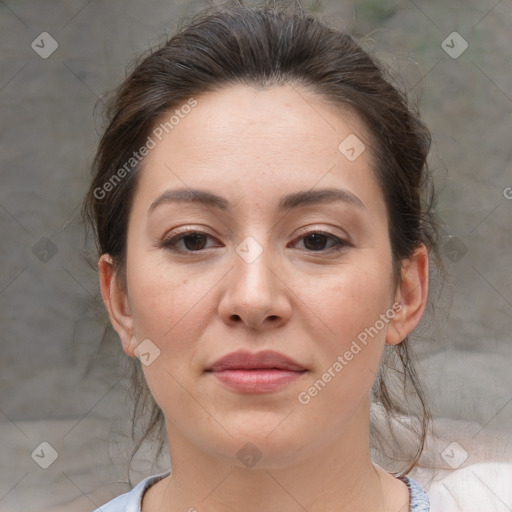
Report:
206,350,306,372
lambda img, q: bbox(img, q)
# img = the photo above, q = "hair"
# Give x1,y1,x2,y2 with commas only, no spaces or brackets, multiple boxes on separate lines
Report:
81,0,445,479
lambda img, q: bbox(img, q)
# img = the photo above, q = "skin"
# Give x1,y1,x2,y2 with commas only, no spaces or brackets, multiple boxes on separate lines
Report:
99,83,429,512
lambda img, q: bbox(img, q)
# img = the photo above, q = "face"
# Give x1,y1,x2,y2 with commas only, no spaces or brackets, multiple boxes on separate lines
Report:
101,83,423,469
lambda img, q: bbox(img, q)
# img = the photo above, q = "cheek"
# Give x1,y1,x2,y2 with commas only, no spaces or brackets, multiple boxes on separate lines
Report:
126,253,208,346
296,267,392,419
126,260,211,412
300,257,395,401
311,265,393,339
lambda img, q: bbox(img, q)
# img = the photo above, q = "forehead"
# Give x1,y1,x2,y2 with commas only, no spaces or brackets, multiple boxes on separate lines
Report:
133,83,383,214
158,83,368,155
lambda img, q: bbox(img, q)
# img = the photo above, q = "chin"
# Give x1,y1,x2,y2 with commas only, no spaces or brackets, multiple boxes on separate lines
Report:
206,422,311,470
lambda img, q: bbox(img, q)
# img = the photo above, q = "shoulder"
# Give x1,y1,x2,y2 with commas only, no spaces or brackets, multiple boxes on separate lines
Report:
427,462,512,512
91,472,171,512
91,490,135,512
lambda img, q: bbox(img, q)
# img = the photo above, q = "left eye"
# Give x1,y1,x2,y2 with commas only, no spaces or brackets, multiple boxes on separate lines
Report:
160,230,349,254
290,231,350,252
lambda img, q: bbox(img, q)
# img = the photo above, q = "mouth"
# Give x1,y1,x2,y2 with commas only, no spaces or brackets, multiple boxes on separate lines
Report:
205,350,307,393
206,349,306,372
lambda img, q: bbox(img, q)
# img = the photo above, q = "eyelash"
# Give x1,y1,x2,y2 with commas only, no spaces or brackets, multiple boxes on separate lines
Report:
159,228,351,255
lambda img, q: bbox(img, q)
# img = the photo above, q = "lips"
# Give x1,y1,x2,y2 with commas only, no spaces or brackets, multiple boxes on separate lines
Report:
206,349,306,372
205,350,307,393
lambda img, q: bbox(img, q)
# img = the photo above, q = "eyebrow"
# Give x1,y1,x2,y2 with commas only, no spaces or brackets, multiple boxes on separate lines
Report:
147,187,365,215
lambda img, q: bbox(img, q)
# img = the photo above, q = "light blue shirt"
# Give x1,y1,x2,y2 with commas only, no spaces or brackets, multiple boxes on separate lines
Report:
93,471,430,511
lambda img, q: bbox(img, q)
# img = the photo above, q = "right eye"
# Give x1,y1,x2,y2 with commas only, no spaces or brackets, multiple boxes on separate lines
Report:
160,230,222,254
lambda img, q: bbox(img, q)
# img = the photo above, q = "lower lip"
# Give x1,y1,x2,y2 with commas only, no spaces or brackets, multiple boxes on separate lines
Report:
209,369,306,393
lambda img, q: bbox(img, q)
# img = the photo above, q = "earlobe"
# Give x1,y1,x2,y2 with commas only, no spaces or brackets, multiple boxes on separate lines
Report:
98,254,138,357
386,244,429,346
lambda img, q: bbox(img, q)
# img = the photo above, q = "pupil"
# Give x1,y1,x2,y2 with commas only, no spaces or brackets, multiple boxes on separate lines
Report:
185,234,206,250
305,233,326,251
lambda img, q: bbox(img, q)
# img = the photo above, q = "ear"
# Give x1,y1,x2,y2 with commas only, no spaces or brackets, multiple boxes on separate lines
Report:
386,244,429,346
98,254,138,357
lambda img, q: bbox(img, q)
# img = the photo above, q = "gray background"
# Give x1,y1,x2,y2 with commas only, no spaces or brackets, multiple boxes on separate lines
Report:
0,0,511,510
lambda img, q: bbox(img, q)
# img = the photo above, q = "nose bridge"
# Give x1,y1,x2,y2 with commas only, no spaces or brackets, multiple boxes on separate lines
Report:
218,231,290,328
233,233,274,297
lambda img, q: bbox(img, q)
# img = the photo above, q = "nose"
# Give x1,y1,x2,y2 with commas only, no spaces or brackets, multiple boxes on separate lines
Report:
217,239,292,330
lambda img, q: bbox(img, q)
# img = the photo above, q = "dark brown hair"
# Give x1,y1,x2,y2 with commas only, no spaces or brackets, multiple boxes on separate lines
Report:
82,0,444,478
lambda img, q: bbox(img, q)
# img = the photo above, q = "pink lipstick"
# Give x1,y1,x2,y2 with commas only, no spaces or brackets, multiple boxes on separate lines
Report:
206,349,307,393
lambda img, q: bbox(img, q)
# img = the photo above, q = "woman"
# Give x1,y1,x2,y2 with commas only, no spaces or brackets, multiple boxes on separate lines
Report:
82,2,440,510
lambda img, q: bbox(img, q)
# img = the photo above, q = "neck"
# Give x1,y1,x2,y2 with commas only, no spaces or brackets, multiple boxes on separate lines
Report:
146,398,407,512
